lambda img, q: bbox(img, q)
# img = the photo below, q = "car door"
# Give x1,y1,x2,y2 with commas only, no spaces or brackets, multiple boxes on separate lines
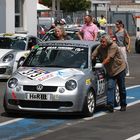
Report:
91,45,107,105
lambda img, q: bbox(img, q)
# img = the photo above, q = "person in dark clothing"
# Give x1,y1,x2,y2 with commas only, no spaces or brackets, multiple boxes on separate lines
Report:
50,25,71,40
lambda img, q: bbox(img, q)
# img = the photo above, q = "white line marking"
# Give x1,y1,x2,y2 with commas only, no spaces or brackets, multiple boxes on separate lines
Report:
125,133,140,140
126,85,140,90
84,112,107,120
0,85,140,126
0,118,23,126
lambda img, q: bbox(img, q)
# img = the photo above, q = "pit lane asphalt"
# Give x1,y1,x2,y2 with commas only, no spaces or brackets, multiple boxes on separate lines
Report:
0,37,140,140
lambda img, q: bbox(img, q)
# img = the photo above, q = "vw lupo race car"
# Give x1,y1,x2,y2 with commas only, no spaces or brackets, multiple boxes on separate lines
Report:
0,33,42,79
3,40,119,117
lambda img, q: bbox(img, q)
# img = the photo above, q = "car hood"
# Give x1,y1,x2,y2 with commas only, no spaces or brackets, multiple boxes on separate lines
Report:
16,67,85,86
0,49,13,57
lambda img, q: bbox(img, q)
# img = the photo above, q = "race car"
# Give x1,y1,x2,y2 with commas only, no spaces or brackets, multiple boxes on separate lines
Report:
0,33,42,79
3,40,119,117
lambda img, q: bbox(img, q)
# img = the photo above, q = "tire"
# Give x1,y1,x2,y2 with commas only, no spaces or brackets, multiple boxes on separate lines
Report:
82,90,96,117
114,84,120,107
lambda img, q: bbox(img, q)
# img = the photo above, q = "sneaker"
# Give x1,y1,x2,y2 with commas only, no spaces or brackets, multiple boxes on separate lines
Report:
120,106,126,111
126,73,130,77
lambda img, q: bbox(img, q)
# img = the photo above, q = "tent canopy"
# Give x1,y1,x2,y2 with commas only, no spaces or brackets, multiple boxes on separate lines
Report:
37,3,50,12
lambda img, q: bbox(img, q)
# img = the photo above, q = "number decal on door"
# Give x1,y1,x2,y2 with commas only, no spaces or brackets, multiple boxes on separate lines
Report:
97,79,105,95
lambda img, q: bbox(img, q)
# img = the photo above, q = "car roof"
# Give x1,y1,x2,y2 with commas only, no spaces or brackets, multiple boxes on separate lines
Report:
38,40,100,49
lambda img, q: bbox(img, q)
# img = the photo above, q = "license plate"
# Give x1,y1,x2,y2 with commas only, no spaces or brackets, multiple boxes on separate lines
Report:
26,93,51,101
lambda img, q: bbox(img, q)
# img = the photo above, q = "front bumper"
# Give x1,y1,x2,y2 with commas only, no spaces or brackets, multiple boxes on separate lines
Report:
0,66,13,79
4,86,85,113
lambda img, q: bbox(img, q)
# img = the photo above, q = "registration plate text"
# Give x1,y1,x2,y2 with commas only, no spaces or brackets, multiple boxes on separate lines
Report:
26,93,51,101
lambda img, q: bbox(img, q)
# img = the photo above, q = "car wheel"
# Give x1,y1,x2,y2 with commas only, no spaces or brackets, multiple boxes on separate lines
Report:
17,57,25,68
114,84,120,107
82,90,96,117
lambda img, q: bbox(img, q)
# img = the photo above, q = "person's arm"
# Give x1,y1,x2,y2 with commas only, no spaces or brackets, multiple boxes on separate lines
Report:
76,31,83,40
93,24,99,41
91,46,100,66
124,29,131,53
102,56,111,65
93,32,98,41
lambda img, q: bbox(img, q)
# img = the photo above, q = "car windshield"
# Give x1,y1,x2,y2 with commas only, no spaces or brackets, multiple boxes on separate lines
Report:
0,37,27,50
23,45,88,69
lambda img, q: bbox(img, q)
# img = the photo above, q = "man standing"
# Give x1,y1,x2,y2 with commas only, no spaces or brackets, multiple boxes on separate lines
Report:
77,15,99,41
92,35,127,112
98,14,107,30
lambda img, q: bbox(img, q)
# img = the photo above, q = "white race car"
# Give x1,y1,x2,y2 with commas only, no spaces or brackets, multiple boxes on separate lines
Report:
0,33,42,79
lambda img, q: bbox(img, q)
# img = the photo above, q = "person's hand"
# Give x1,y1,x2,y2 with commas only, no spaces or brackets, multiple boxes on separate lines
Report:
126,46,131,53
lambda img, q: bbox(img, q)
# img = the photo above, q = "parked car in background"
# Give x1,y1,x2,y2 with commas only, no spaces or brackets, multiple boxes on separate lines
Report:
3,40,120,117
0,33,42,79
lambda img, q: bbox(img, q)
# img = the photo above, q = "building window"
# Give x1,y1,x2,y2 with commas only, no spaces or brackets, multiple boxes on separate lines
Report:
15,0,23,27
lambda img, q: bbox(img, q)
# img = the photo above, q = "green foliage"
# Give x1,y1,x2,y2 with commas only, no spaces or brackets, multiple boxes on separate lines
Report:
62,0,91,12
41,0,91,12
41,0,51,5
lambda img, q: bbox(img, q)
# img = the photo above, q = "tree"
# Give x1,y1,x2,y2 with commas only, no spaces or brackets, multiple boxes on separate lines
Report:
41,0,91,12
61,0,91,12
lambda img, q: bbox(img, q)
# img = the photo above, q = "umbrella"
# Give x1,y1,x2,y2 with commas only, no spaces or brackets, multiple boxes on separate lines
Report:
37,3,50,12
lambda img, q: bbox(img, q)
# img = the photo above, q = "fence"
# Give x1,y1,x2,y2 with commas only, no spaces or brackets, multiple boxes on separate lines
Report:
46,10,136,36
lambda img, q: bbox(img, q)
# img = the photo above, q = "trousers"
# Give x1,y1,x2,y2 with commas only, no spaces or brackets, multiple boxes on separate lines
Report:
107,69,127,107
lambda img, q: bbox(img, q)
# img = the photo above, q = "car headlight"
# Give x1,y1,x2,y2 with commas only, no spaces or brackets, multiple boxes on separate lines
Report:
8,78,18,88
3,53,14,62
65,80,77,90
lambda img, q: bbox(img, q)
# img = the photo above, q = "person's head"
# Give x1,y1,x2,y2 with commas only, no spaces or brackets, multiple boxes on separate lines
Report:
101,14,104,18
115,20,124,28
54,25,66,40
84,15,93,25
100,35,113,48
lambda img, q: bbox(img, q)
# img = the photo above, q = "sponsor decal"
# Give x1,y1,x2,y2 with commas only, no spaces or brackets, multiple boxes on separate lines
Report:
86,79,91,85
19,68,50,80
36,73,55,81
19,68,84,81
57,68,84,79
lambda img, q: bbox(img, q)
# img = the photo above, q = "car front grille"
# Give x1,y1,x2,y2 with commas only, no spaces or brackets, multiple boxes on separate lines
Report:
0,68,6,74
23,85,57,92
8,99,73,109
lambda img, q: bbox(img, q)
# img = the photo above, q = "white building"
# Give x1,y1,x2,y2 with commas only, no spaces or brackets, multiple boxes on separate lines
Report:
0,0,37,36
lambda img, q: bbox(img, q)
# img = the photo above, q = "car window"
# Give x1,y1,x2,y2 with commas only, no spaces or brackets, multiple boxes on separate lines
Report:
23,46,88,69
0,37,27,50
0,38,13,49
11,39,27,50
